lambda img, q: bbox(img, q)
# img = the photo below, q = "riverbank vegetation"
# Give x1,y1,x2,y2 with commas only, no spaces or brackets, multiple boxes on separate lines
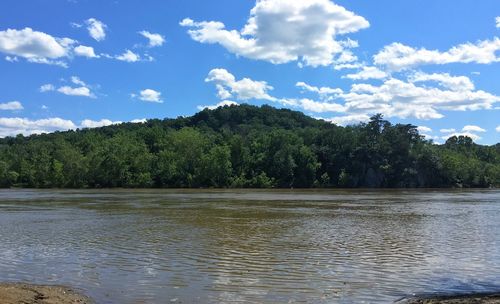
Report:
0,104,498,188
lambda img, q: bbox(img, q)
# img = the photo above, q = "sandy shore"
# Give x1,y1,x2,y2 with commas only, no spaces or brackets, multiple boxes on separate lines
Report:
0,283,92,304
399,293,500,303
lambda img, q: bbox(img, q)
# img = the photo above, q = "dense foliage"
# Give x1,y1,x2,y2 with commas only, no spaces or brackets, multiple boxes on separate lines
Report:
0,104,498,188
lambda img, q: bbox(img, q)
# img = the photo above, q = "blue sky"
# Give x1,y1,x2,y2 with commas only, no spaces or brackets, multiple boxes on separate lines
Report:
0,0,499,143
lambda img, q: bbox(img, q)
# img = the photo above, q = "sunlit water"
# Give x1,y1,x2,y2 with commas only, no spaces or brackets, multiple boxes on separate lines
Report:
0,189,499,303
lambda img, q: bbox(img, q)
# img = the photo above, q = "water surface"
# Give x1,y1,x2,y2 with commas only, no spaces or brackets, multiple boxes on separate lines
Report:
0,189,499,303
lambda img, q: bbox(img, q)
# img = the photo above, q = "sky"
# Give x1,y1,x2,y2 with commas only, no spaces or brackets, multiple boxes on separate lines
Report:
0,0,499,144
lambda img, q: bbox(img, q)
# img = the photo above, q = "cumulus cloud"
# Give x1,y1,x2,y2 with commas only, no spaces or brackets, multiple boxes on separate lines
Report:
0,117,148,137
57,86,93,97
197,100,239,111
0,101,23,111
131,118,147,123
496,125,500,132
85,18,107,41
408,72,475,91
440,128,456,133
203,70,345,114
343,66,388,80
326,113,370,126
205,68,276,101
39,84,55,92
496,17,500,28
70,76,86,86
297,73,499,121
115,49,140,62
80,119,121,128
346,78,498,118
373,38,500,71
134,89,163,103
181,0,369,67
139,31,165,47
285,98,345,113
202,67,499,122
0,117,77,137
438,126,487,141
5,56,18,62
74,45,99,58
462,125,486,133
40,76,96,98
0,27,75,67
296,82,343,100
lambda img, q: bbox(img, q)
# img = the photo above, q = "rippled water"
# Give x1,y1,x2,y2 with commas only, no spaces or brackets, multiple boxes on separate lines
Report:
0,189,499,303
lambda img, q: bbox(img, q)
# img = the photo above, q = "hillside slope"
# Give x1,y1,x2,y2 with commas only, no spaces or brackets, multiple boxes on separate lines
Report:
0,104,498,188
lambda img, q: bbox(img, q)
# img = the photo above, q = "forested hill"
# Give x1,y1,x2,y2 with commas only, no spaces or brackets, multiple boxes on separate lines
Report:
0,104,499,188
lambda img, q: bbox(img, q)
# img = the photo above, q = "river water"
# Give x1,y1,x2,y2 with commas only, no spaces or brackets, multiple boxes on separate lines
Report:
0,189,499,303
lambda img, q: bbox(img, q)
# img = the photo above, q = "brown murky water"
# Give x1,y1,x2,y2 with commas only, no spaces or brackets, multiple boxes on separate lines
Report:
0,189,499,303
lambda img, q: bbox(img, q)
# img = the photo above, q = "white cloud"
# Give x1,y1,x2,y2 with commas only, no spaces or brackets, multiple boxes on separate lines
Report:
298,75,500,120
27,57,69,67
205,68,276,101
201,66,499,122
0,117,77,137
278,97,344,113
0,101,23,111
0,27,75,66
417,126,432,133
343,78,498,119
181,0,369,67
296,82,343,100
85,18,107,41
496,125,500,132
41,77,95,98
116,49,140,62
204,70,345,114
57,86,94,97
409,72,475,91
139,31,165,47
74,45,99,58
462,125,486,133
440,128,456,133
80,119,121,128
343,66,388,80
496,17,500,28
40,84,55,92
70,76,86,86
374,38,500,71
0,116,150,137
136,89,163,103
131,118,147,124
5,56,18,62
439,125,487,142
326,113,370,126
197,100,239,111
333,62,364,70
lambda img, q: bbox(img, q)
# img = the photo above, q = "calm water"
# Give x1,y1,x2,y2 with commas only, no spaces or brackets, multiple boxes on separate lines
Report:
0,189,499,303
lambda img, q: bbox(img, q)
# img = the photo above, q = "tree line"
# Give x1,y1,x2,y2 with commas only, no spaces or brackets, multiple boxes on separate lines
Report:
0,104,498,188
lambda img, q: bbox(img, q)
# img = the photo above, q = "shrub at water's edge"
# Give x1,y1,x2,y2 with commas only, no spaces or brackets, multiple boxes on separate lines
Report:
0,104,498,188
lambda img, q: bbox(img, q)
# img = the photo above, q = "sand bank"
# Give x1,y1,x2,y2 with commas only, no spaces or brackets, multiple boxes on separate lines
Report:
0,283,92,304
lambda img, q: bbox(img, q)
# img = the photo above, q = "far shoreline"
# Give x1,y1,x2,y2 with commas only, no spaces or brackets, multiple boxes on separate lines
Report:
0,186,498,190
